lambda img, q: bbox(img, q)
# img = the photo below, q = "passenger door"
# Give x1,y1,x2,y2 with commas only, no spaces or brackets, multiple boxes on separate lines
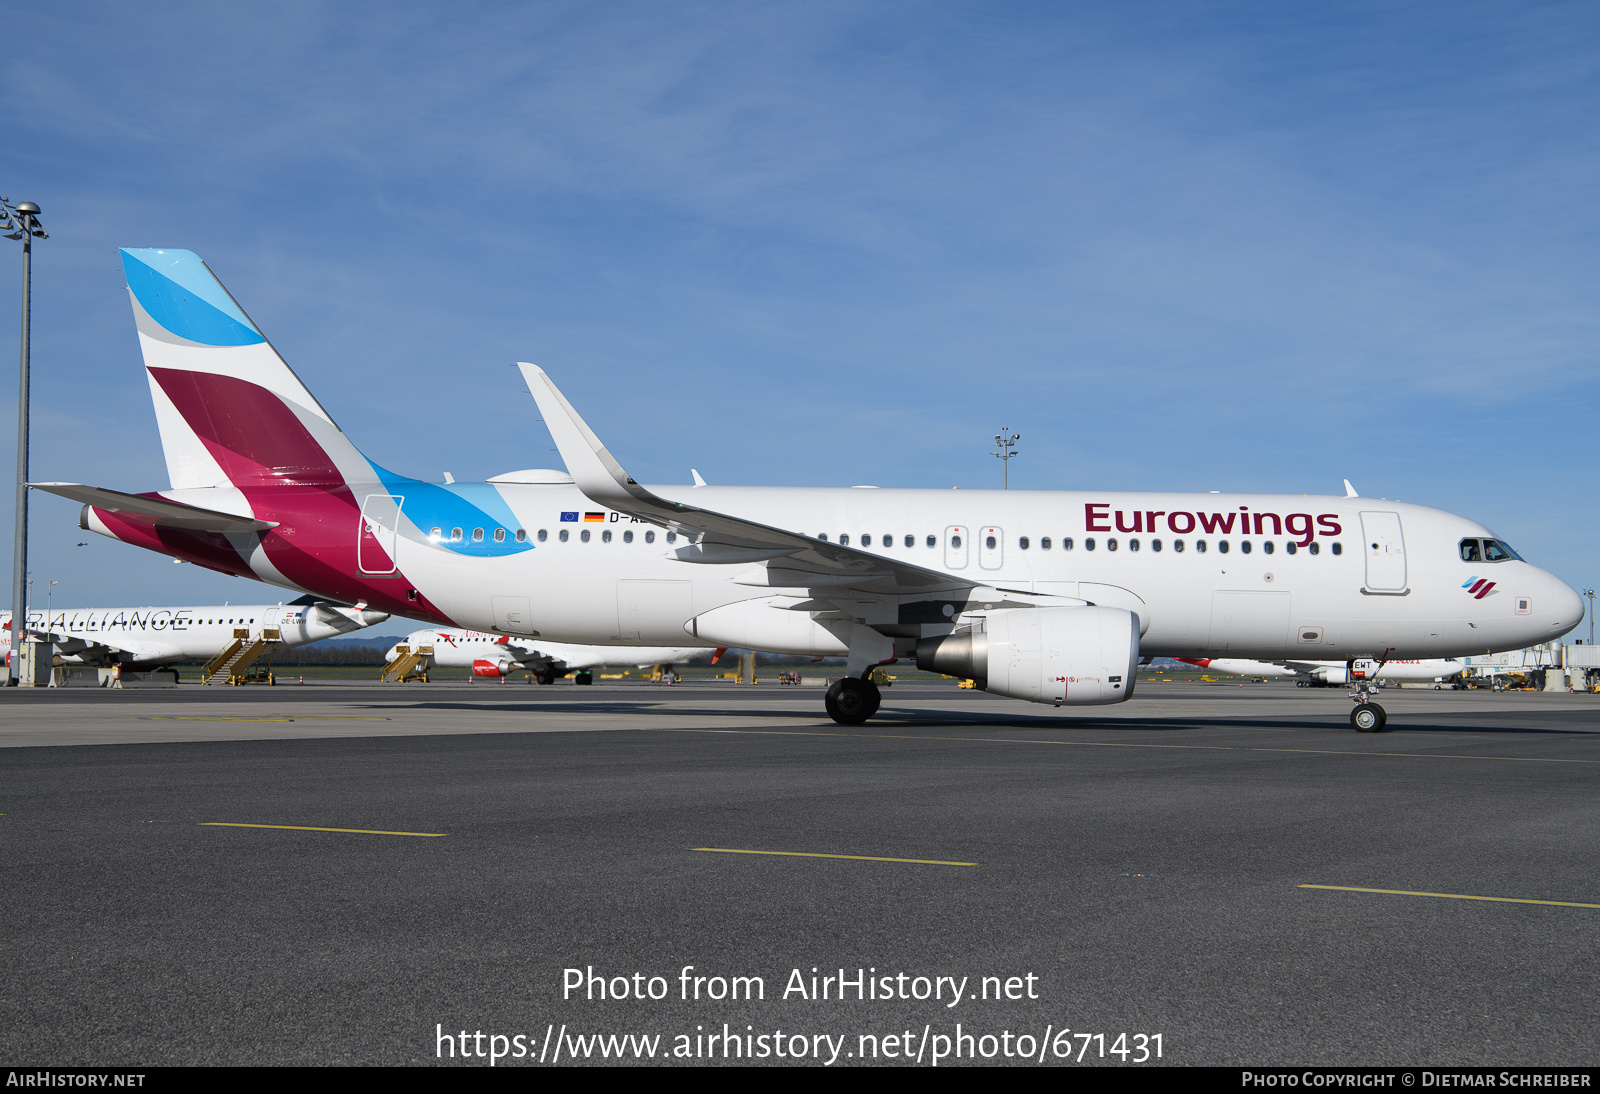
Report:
1359,511,1408,592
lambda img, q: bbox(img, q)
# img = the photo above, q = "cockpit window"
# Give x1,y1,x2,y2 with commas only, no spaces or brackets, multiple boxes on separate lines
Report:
1459,539,1481,562
1484,539,1521,562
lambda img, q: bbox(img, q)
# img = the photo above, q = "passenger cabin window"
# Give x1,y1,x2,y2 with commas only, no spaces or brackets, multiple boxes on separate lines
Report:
430,527,442,540
1085,538,1096,551
1019,536,1030,550
493,528,506,543
1152,539,1162,552
1331,543,1341,555
1107,538,1118,551
1218,541,1229,554
1460,539,1482,562
1062,537,1074,551
840,534,850,546
645,531,655,543
1129,538,1140,551
1041,537,1052,550
1308,542,1319,555
559,529,569,542
925,535,936,548
1263,541,1274,554
581,530,591,542
904,535,914,548
623,530,633,543
949,535,959,549
451,528,463,542
602,530,612,543
1196,540,1207,553
1285,542,1296,555
666,532,677,544
818,533,828,541
861,534,872,547
472,528,484,542
536,529,546,542
1174,539,1185,552
985,535,997,550
517,529,529,542
1240,541,1251,554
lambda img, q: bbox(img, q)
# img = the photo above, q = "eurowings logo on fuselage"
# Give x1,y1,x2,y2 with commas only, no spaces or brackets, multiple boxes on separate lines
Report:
1463,577,1497,599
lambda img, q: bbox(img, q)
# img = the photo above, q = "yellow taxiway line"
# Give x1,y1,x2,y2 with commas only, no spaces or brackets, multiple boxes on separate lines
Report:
201,822,446,837
1300,884,1599,909
694,847,975,866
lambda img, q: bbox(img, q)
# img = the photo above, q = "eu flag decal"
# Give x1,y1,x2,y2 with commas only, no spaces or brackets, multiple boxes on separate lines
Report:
560,512,578,522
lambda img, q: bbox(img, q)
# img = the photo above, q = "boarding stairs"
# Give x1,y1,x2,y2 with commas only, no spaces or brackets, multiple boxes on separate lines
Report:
381,644,433,683
200,628,282,686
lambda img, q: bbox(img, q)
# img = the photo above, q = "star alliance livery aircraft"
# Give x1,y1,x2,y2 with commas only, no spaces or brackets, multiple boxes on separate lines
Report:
36,249,1585,731
2,598,388,670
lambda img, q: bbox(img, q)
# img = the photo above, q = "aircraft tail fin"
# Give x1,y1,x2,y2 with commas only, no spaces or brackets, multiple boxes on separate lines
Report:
120,248,376,491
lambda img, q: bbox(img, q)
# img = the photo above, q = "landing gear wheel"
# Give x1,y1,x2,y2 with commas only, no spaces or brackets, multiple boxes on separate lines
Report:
1351,703,1386,732
574,671,593,686
535,671,555,686
825,677,882,725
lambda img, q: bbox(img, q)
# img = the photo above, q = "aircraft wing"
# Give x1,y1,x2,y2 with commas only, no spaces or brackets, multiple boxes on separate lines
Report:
520,364,1031,604
30,483,278,534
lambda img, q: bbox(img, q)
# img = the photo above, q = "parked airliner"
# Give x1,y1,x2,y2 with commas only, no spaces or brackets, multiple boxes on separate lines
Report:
2,597,388,669
386,628,697,683
1174,657,1465,687
37,248,1585,730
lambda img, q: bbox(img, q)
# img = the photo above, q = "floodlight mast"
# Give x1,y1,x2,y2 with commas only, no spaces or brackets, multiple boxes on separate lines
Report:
991,429,1020,489
3,199,46,685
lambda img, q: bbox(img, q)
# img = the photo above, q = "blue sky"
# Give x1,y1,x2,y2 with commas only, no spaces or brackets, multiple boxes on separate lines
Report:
2,1,1597,615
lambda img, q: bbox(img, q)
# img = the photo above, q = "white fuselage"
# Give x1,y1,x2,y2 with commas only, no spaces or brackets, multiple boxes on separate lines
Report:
353,486,1579,661
1,603,385,667
388,627,697,676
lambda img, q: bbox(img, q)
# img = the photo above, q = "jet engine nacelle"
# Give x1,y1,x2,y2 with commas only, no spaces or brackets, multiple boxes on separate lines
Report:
916,605,1140,706
1313,666,1348,685
472,658,512,677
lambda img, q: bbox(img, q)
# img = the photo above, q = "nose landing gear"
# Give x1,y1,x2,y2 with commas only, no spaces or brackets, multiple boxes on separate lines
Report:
1351,702,1386,732
1348,662,1387,731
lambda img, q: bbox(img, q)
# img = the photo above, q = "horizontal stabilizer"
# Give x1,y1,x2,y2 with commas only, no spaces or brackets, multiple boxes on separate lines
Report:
30,483,278,533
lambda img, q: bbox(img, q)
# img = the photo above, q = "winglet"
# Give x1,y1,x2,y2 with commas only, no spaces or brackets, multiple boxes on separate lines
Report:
691,469,707,487
518,363,652,512
1343,479,1359,498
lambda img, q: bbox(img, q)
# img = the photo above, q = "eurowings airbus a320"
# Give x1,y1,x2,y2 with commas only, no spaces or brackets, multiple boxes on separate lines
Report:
36,249,1585,731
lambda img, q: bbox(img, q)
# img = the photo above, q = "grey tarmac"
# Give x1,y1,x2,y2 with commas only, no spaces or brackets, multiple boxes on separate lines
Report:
2,679,1597,1066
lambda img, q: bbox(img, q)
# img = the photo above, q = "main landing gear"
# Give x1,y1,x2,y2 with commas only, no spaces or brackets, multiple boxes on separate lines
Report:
825,676,881,726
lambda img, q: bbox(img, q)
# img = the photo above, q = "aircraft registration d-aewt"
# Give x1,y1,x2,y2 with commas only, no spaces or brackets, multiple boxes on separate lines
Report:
387,628,698,683
2,598,388,669
38,249,1585,731
1174,657,1465,688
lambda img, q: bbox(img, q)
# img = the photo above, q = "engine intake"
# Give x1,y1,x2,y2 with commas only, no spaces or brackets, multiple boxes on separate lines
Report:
916,605,1140,706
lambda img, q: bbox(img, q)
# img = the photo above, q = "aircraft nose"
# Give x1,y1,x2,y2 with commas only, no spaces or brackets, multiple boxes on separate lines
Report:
1549,576,1585,637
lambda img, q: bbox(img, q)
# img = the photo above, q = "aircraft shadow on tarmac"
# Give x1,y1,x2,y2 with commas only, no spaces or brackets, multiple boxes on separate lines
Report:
354,700,1600,737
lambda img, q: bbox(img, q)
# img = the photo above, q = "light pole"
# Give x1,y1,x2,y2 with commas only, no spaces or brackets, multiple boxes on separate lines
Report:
991,429,1020,489
2,199,45,686
1585,588,1595,646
